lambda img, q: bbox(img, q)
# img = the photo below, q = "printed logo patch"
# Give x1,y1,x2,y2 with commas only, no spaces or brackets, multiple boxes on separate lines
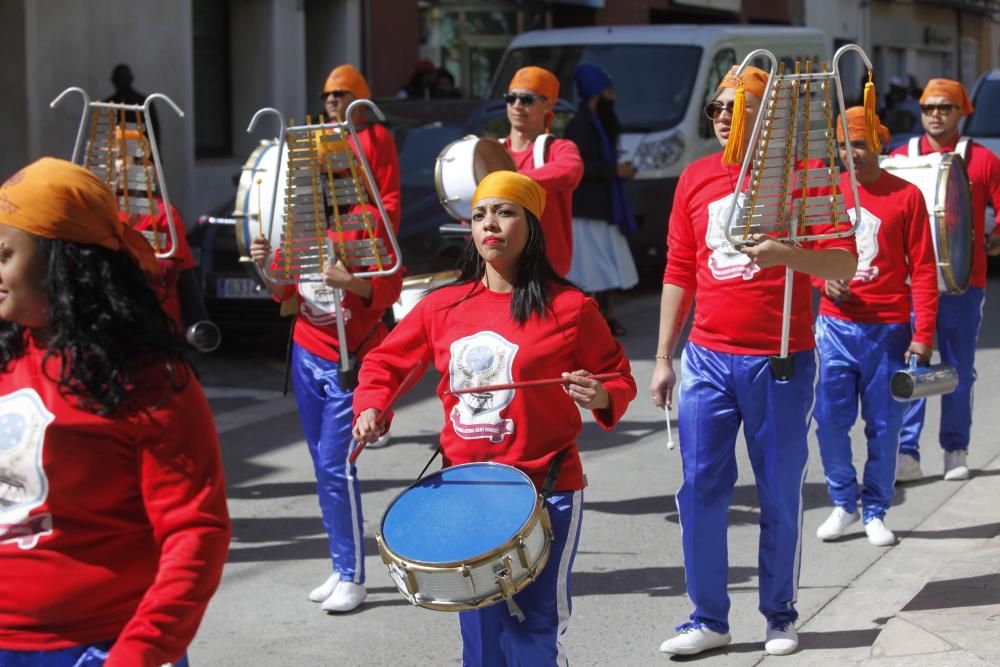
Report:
449,332,518,443
0,389,55,550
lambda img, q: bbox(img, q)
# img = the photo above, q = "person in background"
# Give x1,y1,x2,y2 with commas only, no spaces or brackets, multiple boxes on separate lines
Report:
813,107,938,547
502,66,584,277
890,78,1000,482
0,157,230,666
564,63,639,336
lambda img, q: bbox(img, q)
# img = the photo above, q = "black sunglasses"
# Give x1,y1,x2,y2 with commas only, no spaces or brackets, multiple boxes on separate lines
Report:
321,90,351,100
504,93,541,107
704,101,737,120
920,103,957,115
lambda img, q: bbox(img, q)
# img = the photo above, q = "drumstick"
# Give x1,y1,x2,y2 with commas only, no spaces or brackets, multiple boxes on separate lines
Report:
348,358,429,464
447,372,621,395
665,404,675,451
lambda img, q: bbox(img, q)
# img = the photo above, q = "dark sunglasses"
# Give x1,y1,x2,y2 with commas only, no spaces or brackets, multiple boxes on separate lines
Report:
920,103,957,115
504,93,541,107
321,90,351,100
704,101,737,120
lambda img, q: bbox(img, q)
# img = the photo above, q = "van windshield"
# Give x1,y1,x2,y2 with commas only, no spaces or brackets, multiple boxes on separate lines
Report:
491,44,702,133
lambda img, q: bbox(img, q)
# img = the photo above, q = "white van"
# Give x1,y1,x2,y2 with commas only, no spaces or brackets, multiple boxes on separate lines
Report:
488,25,827,278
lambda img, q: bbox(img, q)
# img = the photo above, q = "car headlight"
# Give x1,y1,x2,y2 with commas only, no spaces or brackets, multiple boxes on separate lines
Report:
633,133,685,173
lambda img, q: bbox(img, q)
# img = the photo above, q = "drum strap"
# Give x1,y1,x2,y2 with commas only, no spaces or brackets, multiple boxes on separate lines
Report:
415,446,442,481
533,133,552,169
908,135,972,160
541,447,569,499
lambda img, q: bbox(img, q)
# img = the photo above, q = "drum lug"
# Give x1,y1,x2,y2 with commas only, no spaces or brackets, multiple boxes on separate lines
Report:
461,564,477,597
494,555,517,600
515,537,530,570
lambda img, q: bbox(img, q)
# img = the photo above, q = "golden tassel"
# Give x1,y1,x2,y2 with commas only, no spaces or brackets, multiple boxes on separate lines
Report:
863,70,881,153
723,85,747,166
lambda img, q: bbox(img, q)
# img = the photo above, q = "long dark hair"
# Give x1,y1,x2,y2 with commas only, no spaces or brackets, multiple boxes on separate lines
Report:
446,210,575,324
0,236,188,415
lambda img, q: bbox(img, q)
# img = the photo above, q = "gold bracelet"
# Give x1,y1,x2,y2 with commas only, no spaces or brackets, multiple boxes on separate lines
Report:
655,354,673,361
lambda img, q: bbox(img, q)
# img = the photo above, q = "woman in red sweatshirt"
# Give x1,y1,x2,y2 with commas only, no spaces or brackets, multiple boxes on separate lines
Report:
0,158,231,667
353,170,636,667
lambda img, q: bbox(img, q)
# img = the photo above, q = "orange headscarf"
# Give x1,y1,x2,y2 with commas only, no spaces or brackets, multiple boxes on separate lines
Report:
509,66,560,133
837,106,890,148
716,65,770,165
472,170,546,221
0,157,156,272
717,64,769,100
920,78,974,115
323,64,371,100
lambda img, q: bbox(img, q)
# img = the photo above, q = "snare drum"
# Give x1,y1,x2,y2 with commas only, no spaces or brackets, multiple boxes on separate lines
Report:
880,153,973,294
392,269,461,321
377,462,552,612
434,136,516,221
234,140,288,270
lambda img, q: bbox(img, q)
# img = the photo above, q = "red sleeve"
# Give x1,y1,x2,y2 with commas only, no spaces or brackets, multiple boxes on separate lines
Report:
662,168,698,289
163,205,195,271
361,125,401,233
106,377,231,666
517,139,584,193
906,189,939,347
354,298,433,418
573,298,637,429
984,149,1000,238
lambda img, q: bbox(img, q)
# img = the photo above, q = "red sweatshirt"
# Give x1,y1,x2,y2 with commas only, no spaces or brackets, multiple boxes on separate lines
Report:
273,122,404,363
124,200,195,329
890,135,1000,289
814,171,939,346
504,137,584,277
663,152,857,355
353,282,636,491
0,338,231,665
354,122,402,233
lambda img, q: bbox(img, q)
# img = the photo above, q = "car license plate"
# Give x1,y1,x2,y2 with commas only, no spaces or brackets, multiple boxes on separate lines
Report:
217,277,270,299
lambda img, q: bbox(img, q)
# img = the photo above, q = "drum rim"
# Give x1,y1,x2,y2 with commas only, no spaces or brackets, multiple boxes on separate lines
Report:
377,461,544,568
934,153,973,295
234,140,281,284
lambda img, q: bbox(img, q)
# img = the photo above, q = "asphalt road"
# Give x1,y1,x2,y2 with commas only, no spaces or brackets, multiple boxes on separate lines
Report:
187,277,1000,666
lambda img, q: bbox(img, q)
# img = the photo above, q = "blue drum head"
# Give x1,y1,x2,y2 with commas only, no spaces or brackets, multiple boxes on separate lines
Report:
380,463,537,564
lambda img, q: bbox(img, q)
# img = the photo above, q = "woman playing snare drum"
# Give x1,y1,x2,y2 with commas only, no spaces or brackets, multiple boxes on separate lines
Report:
353,171,636,666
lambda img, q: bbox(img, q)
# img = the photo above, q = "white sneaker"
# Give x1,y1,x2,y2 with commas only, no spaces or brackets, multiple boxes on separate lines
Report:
816,507,860,541
943,450,970,481
865,518,896,546
659,623,731,655
895,453,923,483
368,429,391,449
308,572,340,602
765,623,799,655
321,580,366,613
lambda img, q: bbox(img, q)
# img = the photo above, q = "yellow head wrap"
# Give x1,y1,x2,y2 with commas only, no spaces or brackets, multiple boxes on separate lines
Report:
716,65,770,166
837,106,890,148
323,64,371,100
920,78,974,116
0,157,156,272
472,171,546,221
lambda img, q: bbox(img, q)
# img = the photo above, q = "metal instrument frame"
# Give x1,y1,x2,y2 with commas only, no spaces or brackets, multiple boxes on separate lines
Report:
50,87,184,259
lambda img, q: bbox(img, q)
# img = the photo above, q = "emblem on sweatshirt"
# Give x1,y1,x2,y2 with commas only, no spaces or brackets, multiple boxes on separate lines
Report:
299,280,349,327
0,389,54,550
449,331,518,443
706,192,761,281
848,206,881,282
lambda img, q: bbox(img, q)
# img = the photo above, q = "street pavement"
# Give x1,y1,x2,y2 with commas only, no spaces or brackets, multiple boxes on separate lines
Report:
188,277,1000,666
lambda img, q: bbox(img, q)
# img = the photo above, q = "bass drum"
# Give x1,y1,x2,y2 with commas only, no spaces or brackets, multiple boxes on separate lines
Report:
880,152,973,294
234,140,288,272
434,135,516,221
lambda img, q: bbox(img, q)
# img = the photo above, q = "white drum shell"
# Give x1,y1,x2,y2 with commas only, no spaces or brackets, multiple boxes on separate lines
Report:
234,140,288,270
392,270,461,321
435,136,485,222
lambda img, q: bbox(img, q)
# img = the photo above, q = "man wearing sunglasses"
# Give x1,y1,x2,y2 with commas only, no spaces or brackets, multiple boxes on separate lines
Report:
889,78,1000,483
501,66,583,277
651,65,857,657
